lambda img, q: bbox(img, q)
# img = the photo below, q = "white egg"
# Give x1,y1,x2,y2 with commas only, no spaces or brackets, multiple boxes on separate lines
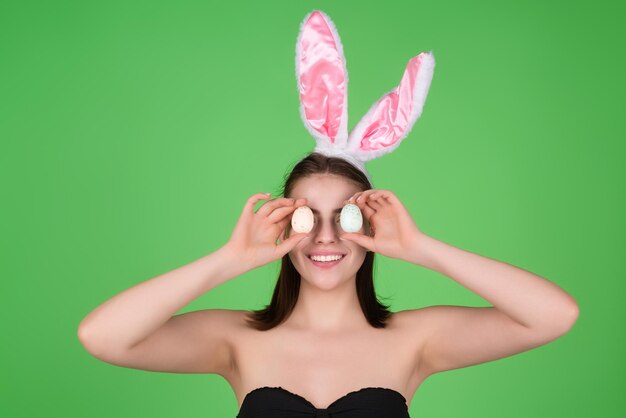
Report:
291,206,314,233
340,203,363,233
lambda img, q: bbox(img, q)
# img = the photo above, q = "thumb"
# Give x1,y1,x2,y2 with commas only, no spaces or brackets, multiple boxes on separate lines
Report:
276,233,311,257
340,233,375,252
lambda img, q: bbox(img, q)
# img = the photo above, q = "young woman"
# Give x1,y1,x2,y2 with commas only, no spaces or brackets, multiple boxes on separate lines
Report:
78,153,579,418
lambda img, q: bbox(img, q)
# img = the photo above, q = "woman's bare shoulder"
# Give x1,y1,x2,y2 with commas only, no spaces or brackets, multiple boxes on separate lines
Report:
206,308,250,321
391,307,440,340
212,308,255,330
392,307,431,323
394,305,464,322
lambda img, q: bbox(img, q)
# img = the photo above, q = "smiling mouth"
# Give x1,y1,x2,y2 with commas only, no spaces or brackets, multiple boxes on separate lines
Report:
307,254,346,268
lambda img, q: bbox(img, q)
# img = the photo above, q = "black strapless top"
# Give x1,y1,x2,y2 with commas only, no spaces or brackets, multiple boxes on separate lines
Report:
236,386,411,417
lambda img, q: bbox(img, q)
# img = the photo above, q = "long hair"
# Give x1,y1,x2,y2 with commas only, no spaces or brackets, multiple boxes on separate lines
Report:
243,152,393,330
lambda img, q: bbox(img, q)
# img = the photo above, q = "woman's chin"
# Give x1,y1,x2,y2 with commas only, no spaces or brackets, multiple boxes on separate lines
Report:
301,271,355,289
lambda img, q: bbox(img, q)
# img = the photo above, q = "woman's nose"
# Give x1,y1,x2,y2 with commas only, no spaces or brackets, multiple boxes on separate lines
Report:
313,218,340,242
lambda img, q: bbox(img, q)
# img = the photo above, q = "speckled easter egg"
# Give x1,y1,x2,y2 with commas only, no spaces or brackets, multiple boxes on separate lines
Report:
291,206,314,233
340,203,363,233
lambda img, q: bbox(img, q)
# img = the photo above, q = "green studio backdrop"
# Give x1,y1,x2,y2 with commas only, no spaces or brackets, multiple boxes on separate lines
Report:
1,0,624,417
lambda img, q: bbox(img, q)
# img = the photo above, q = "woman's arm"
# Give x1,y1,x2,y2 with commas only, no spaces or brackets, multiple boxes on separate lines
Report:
408,233,579,331
77,244,246,354
404,233,579,375
77,193,306,374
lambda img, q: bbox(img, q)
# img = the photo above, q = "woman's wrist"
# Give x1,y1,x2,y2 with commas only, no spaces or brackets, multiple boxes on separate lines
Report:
403,232,440,270
205,244,252,285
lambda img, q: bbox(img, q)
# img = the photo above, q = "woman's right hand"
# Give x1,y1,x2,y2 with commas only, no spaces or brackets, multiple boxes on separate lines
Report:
225,193,311,272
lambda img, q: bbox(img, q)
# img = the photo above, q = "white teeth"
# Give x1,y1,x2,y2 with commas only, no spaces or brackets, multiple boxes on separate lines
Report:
310,255,344,262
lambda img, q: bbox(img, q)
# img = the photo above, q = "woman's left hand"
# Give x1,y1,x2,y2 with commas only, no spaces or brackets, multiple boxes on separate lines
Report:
340,189,425,261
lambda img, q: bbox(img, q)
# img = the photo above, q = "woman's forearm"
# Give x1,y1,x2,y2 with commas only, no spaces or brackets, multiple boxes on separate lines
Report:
407,233,579,332
77,244,245,353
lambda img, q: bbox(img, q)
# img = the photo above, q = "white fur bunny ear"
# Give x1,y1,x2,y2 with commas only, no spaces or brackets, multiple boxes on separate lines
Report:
295,10,349,152
346,51,435,162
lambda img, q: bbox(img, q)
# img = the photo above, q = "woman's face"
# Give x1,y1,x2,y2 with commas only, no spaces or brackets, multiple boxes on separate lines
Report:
286,174,369,289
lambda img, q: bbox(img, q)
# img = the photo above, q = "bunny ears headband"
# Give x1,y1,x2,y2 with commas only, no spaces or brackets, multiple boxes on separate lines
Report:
295,10,436,185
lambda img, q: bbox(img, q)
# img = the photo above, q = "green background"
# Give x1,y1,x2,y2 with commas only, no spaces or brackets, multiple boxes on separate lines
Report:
1,0,624,417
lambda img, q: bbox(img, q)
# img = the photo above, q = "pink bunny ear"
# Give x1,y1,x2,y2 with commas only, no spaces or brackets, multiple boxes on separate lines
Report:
295,10,349,150
346,51,435,161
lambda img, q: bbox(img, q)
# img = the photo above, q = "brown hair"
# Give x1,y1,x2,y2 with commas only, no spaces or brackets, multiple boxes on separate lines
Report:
243,152,393,331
